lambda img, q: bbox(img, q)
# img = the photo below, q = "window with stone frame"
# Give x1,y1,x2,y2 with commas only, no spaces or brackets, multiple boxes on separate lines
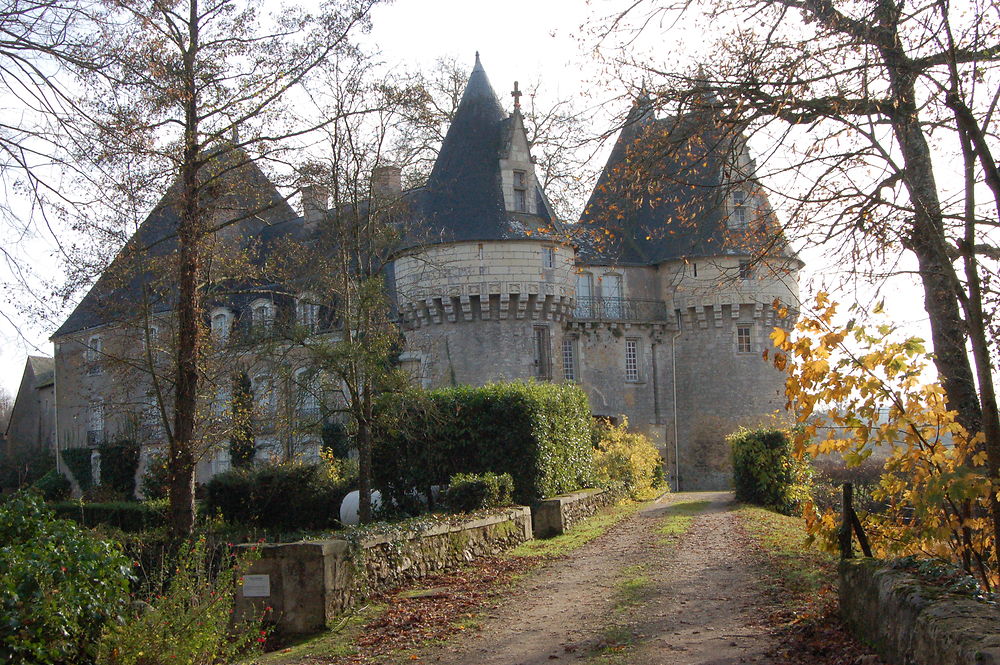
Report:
533,326,551,379
562,336,577,381
738,260,753,280
736,325,754,353
211,309,232,343
252,373,276,417
251,299,275,334
295,368,320,422
542,246,555,269
625,337,640,382
87,401,105,446
86,334,103,375
296,295,320,333
513,170,528,212
730,190,748,228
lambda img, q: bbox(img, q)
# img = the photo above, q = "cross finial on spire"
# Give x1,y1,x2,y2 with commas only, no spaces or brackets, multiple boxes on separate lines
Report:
511,81,522,110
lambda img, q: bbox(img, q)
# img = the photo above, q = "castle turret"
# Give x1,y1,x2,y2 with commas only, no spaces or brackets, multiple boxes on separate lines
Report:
393,55,576,387
572,94,802,490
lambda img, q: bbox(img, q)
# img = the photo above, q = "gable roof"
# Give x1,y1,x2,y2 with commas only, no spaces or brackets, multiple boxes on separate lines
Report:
53,146,298,338
577,98,796,266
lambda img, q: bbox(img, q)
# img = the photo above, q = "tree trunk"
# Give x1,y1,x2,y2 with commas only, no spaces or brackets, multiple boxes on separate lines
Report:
357,398,372,524
169,0,201,540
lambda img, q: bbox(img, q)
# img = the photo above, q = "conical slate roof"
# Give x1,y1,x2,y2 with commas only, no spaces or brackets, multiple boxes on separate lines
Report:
578,98,795,265
415,54,556,243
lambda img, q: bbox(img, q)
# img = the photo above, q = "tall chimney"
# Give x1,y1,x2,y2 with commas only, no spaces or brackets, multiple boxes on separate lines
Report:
302,183,328,232
372,165,402,198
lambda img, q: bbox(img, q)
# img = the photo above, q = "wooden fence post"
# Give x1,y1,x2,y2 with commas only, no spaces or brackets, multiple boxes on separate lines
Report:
840,482,853,559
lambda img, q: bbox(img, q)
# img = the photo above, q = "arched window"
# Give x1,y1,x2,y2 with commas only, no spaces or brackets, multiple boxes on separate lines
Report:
211,308,232,343
250,300,274,334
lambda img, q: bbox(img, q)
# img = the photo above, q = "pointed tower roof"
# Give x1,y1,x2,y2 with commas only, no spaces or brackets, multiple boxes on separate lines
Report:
578,93,795,265
416,54,557,243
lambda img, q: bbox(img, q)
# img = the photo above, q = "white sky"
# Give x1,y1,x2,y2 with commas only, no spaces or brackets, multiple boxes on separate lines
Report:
0,0,933,396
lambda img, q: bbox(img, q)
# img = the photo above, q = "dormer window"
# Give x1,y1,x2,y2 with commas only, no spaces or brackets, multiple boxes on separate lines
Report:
730,191,748,228
251,300,274,334
513,170,527,212
296,296,320,333
211,308,232,343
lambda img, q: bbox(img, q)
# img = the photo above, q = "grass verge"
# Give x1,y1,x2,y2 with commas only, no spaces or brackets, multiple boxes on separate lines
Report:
657,500,711,545
252,604,384,664
737,505,836,599
509,498,648,558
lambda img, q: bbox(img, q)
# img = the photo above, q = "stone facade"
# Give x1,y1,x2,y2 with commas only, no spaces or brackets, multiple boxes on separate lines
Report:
48,55,801,492
3,356,55,464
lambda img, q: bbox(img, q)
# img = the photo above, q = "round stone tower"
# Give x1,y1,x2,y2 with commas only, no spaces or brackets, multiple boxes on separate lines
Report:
393,56,577,387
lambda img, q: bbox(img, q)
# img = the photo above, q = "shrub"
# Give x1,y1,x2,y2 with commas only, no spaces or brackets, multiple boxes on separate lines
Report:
0,492,132,664
51,500,168,532
203,461,350,530
592,418,666,499
443,472,515,513
61,447,95,491
375,382,594,505
33,468,72,501
98,440,141,499
96,537,264,665
139,453,170,500
0,450,55,492
730,427,811,514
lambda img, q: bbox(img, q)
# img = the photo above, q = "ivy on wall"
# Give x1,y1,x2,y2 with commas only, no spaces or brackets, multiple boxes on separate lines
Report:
60,448,95,492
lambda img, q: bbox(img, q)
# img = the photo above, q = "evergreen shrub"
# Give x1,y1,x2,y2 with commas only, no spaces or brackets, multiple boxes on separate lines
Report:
139,453,170,500
50,500,167,532
374,381,594,505
61,447,94,491
592,418,666,499
729,427,810,514
443,472,515,513
33,469,72,501
203,461,350,530
98,440,141,498
0,492,132,664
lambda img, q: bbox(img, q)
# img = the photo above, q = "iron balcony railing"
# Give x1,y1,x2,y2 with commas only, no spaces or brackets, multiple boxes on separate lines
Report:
572,297,669,322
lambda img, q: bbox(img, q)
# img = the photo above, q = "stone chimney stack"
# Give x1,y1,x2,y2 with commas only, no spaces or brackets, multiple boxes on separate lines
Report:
372,165,402,198
301,183,328,232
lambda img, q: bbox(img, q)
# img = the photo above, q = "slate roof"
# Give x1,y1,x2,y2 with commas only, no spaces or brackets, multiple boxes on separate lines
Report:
53,147,298,338
577,98,796,266
28,356,54,388
413,54,560,244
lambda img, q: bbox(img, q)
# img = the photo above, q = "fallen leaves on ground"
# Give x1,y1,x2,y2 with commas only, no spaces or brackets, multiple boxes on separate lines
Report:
335,555,544,664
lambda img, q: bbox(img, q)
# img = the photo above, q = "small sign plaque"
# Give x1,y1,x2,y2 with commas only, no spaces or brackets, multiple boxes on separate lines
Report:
242,574,270,598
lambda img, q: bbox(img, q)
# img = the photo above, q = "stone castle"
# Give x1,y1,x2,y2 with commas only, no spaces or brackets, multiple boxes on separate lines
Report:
50,55,800,491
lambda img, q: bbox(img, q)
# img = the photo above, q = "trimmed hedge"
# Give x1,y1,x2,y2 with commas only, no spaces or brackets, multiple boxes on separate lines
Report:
203,462,350,530
375,382,594,505
729,427,810,515
443,472,515,513
50,500,168,532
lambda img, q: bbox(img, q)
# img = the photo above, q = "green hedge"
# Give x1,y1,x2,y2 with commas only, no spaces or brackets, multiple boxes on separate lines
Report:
729,427,810,514
203,462,350,530
33,469,72,501
51,500,167,532
443,472,515,513
375,382,594,505
61,447,94,491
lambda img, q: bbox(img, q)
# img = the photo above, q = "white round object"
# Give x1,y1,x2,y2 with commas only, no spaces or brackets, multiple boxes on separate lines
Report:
339,490,382,526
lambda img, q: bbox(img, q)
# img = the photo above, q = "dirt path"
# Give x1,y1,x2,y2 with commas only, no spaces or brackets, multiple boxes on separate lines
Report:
416,491,776,665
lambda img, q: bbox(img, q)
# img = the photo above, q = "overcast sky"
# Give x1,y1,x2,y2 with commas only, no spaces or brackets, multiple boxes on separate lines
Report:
0,0,932,395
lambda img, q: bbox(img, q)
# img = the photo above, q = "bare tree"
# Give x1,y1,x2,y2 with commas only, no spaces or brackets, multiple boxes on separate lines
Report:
596,0,1000,574
58,0,380,538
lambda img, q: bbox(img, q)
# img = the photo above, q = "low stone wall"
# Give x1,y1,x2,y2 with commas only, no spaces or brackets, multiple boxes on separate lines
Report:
839,558,1000,665
235,507,532,635
531,488,614,538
